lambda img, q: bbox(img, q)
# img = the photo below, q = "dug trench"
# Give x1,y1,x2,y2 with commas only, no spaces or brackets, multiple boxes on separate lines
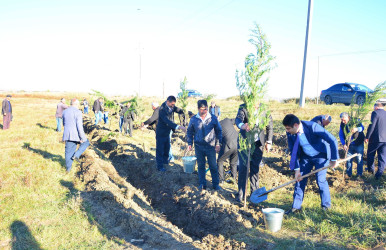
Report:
79,116,376,248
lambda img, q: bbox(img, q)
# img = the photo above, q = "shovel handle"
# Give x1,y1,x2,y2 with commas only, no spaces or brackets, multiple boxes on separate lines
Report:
262,153,359,196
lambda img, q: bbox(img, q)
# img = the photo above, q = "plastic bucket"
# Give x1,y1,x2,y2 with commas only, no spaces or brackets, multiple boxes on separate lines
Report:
262,208,285,233
182,156,197,173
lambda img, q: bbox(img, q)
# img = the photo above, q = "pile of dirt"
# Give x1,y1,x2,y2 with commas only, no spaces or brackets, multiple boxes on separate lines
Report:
75,149,200,249
80,116,380,248
81,117,271,248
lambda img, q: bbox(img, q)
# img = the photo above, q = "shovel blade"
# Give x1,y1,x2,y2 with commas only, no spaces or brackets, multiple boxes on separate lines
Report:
250,187,268,204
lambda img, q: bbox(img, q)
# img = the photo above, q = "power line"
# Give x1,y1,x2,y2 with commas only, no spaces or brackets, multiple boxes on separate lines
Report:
320,48,386,57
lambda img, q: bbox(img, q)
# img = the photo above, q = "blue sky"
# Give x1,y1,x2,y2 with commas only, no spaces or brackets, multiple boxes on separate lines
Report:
0,0,385,99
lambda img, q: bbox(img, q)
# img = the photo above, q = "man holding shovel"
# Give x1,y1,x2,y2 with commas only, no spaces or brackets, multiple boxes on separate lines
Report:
283,114,338,214
235,103,273,203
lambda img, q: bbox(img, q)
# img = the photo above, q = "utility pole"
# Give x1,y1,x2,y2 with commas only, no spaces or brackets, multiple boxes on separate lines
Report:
138,43,142,97
299,0,313,108
316,56,320,104
163,82,165,99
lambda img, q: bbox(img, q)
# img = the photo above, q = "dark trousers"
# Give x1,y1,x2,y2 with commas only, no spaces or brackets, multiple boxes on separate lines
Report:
217,145,238,181
156,135,170,170
195,145,219,187
238,141,263,200
3,113,11,130
65,140,90,171
123,119,133,136
292,153,331,209
367,142,386,178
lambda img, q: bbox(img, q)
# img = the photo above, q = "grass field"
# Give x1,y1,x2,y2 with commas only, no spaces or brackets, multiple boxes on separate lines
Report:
0,92,384,249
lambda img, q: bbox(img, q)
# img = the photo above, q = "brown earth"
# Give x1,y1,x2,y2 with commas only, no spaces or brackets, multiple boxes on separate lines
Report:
75,116,381,249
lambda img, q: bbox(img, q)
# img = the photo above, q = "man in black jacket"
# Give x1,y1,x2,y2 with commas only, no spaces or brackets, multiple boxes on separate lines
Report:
217,118,238,184
366,102,386,179
120,102,135,137
156,96,186,171
235,103,273,202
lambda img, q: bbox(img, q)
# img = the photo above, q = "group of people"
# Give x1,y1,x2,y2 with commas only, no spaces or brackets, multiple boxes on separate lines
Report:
143,95,385,213
4,93,384,213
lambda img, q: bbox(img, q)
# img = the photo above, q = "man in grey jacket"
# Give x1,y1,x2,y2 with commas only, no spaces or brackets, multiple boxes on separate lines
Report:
62,99,90,172
2,94,12,130
187,100,222,190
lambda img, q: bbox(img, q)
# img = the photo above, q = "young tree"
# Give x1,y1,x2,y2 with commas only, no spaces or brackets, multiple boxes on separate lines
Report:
178,77,189,126
236,23,275,207
342,81,386,177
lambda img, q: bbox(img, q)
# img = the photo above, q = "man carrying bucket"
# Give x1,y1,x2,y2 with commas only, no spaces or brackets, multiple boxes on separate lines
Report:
187,100,222,191
283,114,338,214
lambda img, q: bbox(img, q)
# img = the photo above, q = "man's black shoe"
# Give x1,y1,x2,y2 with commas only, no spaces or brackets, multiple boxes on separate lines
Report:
285,208,301,215
213,185,221,191
71,157,80,163
198,184,206,190
322,206,331,211
158,167,166,172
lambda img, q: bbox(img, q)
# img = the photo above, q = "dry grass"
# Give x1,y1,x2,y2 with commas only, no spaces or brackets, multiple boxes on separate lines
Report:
0,92,384,249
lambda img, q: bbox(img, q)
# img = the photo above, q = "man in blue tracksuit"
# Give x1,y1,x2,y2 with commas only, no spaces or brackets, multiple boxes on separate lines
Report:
339,112,365,177
283,114,338,214
187,100,222,190
311,115,331,128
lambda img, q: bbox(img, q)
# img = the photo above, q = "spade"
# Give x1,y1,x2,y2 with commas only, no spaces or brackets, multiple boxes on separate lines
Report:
250,153,359,204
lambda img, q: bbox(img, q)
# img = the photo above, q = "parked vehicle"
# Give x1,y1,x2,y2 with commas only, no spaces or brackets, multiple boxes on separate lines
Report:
320,83,372,105
178,89,202,98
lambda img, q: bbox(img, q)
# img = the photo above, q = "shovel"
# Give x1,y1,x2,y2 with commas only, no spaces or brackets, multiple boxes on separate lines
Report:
250,153,359,204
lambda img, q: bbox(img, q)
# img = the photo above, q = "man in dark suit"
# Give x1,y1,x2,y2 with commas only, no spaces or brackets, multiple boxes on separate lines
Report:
156,96,186,171
235,103,273,202
283,114,338,214
365,102,386,179
217,118,238,184
311,115,331,128
2,94,12,130
62,99,90,172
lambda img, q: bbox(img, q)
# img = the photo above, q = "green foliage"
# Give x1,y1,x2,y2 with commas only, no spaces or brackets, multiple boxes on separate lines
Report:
101,132,115,142
204,93,216,103
179,77,189,112
125,95,144,117
236,23,275,152
346,81,386,133
90,90,116,109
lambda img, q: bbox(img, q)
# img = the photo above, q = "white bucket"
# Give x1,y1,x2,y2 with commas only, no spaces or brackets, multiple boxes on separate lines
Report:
182,156,197,173
262,208,285,233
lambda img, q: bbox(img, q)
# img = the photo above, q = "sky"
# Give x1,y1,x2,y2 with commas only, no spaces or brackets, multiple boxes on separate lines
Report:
0,0,385,100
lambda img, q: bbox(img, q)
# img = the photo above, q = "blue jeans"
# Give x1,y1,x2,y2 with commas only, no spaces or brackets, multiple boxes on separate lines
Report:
84,107,89,114
65,140,90,171
195,145,219,187
56,117,62,132
95,111,103,125
156,135,170,170
168,130,174,162
292,153,331,209
346,143,364,176
103,112,109,124
119,116,124,132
